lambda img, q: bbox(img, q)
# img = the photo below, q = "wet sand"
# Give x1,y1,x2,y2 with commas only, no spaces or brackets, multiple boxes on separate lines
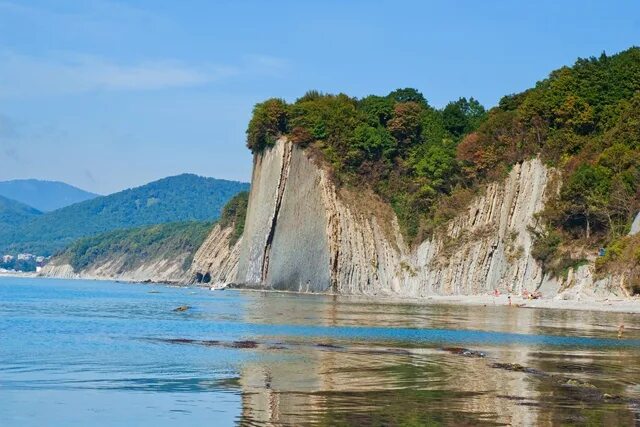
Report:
236,288,640,314
410,294,640,314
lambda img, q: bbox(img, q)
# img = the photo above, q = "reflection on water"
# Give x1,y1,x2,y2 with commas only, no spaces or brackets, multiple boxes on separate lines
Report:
1,278,639,426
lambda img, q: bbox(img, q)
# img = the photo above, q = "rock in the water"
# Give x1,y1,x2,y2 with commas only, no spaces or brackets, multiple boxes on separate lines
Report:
172,305,190,312
442,347,486,358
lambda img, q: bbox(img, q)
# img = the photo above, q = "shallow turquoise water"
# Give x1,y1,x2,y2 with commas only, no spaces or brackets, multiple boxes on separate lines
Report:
1,277,639,426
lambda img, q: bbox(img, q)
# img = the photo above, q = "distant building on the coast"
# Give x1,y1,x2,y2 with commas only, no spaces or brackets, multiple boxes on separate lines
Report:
2,255,14,263
17,253,35,261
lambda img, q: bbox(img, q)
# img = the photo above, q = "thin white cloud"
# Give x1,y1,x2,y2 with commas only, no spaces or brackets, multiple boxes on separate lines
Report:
0,52,241,97
0,1,290,98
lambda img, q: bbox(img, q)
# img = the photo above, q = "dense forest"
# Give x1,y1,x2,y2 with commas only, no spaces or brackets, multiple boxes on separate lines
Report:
54,191,250,275
0,195,42,229
59,221,213,273
217,191,249,247
246,47,640,279
0,174,249,255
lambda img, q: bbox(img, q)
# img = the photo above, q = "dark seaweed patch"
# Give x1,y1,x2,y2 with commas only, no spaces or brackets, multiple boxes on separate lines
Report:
316,343,344,349
231,340,258,349
490,363,547,376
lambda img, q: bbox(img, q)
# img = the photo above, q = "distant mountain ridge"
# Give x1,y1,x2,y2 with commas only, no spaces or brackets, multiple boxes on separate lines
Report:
0,174,249,255
0,179,99,212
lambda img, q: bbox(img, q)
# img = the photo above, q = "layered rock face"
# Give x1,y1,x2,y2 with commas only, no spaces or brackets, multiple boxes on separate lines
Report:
189,224,242,286
395,159,551,297
40,254,190,283
195,139,617,296
236,141,333,291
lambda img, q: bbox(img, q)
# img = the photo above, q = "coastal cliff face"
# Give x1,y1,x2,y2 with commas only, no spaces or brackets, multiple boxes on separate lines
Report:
235,141,333,291
39,221,213,284
195,138,619,297
189,224,242,286
40,254,190,283
396,158,550,297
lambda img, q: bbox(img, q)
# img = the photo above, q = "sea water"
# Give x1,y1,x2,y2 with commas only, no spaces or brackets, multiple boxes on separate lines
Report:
1,277,639,426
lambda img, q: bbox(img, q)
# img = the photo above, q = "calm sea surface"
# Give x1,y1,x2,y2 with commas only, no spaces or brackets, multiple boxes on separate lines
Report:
1,277,639,426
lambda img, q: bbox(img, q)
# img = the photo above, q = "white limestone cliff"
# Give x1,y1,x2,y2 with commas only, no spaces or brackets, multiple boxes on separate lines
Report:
188,224,242,287
193,138,619,297
40,254,190,283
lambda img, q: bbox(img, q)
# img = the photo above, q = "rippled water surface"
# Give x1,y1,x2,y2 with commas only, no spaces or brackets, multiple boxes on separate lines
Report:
1,277,640,426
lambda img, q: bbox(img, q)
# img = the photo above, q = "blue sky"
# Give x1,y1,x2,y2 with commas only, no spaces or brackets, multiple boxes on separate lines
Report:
0,0,638,194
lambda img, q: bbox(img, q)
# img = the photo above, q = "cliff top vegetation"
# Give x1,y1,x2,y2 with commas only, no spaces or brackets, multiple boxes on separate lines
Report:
246,47,640,278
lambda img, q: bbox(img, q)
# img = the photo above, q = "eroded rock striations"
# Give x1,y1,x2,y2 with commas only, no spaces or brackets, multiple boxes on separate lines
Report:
192,139,620,297
41,255,190,283
188,224,242,287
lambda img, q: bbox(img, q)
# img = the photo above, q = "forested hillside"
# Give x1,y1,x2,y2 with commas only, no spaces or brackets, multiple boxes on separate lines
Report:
462,48,640,278
0,174,249,255
57,221,213,274
48,191,250,280
217,191,249,247
0,195,42,228
246,47,640,279
248,88,487,241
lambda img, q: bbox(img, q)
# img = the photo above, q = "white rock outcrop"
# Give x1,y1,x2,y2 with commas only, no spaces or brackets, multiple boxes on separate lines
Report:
199,139,575,296
396,158,551,296
40,254,190,283
189,224,242,286
629,212,640,236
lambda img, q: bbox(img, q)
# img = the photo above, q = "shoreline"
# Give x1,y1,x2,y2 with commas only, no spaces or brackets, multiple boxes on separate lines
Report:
233,287,640,314
5,273,639,314
1,271,181,286
0,271,38,278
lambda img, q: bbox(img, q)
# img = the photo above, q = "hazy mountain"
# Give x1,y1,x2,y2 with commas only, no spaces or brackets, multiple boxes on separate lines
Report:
0,174,249,255
0,179,99,212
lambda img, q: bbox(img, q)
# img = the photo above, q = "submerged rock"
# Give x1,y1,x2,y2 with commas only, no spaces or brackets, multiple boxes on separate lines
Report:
562,378,597,389
442,347,486,358
230,340,258,349
316,343,344,350
490,363,547,376
172,305,191,312
163,338,196,344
